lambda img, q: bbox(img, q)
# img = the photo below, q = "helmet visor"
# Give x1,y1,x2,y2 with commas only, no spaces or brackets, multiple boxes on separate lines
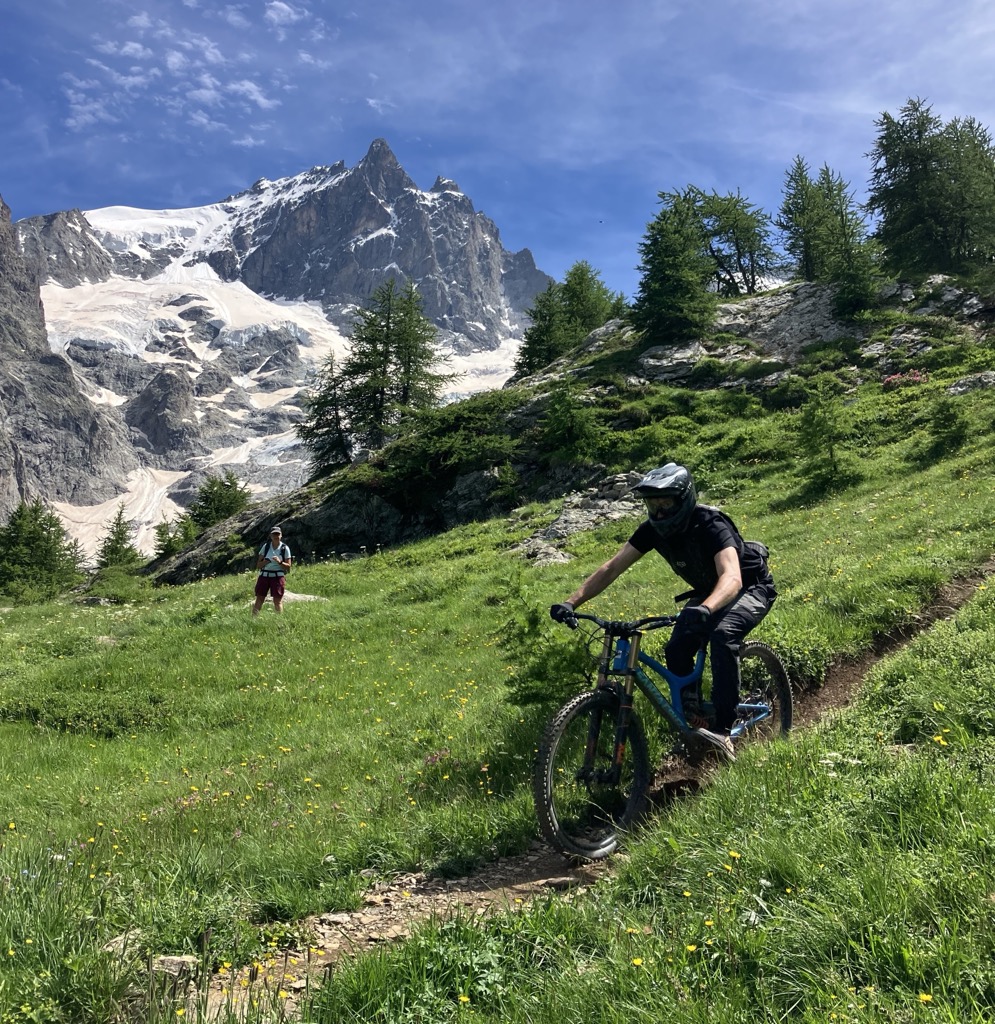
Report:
644,495,678,519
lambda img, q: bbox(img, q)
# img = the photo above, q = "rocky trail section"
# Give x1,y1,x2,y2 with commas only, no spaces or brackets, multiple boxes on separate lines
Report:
159,557,995,1020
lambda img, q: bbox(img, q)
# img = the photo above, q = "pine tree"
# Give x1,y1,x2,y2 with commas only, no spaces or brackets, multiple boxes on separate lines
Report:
513,283,571,376
341,281,396,449
513,262,627,378
391,281,460,412
560,261,627,336
96,504,143,571
297,355,353,469
814,165,878,315
936,116,995,267
867,97,995,273
187,470,251,529
299,279,458,469
777,156,829,281
630,189,717,344
690,188,775,296
0,499,85,599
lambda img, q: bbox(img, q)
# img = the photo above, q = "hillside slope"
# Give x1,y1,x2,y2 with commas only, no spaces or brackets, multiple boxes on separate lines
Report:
152,275,995,585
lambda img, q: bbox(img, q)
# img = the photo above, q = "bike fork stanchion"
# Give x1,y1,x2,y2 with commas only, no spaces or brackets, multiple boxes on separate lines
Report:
608,628,645,783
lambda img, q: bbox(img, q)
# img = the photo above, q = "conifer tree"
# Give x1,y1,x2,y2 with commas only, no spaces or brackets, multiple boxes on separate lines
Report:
777,156,828,281
513,283,570,376
560,261,627,336
513,263,625,377
298,279,458,468
814,165,878,314
297,354,353,469
391,281,460,411
690,188,775,295
96,504,143,571
188,469,251,529
0,499,85,599
867,97,995,273
630,189,717,344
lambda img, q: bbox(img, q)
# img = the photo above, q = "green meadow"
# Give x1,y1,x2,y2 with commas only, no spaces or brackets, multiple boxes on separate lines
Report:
3,338,995,1021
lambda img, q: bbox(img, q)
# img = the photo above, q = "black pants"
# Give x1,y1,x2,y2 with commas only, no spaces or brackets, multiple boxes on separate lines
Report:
666,584,775,732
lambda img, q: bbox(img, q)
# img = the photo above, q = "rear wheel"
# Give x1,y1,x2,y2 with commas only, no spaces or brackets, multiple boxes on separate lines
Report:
533,688,650,860
737,641,792,744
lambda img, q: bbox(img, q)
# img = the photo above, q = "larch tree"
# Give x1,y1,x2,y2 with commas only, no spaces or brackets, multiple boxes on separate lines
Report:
630,189,717,344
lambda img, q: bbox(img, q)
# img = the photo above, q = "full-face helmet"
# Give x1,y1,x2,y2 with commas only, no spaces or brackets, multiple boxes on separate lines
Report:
631,463,697,537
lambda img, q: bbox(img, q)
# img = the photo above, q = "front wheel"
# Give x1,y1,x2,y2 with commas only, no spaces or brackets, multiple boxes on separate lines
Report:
736,641,793,744
533,688,650,861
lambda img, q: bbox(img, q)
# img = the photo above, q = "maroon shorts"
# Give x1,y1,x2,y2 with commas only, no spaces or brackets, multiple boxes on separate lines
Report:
255,575,286,599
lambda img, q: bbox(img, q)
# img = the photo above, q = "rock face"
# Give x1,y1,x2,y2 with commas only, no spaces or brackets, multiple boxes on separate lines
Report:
0,195,138,513
713,281,854,362
4,139,552,551
20,139,550,354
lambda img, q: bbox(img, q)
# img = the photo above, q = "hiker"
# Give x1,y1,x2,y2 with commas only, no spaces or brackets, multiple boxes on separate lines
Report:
550,463,777,760
253,525,292,616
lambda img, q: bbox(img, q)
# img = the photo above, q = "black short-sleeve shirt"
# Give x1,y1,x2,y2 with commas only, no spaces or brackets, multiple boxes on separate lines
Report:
628,505,772,597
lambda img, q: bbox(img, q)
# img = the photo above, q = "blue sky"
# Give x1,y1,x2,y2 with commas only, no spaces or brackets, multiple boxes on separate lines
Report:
2,0,994,298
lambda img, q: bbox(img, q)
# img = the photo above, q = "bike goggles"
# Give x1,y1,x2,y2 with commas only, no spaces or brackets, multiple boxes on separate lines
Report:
643,495,678,515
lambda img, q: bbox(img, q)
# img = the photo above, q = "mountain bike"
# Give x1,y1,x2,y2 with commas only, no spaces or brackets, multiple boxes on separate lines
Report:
533,610,792,860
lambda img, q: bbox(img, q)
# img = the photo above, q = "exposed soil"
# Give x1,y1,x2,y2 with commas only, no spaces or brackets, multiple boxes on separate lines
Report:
198,560,995,1019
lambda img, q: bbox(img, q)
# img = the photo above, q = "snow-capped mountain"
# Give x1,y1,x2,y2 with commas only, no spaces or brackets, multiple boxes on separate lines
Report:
7,139,551,556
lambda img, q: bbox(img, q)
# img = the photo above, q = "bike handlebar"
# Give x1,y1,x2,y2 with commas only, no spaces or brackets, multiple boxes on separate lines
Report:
558,611,677,634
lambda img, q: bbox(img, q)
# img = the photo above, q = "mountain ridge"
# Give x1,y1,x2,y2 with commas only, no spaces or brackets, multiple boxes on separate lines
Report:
3,139,552,554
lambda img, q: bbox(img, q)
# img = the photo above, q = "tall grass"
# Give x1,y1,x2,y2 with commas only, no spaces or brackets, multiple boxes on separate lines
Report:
1,354,994,1020
312,585,995,1023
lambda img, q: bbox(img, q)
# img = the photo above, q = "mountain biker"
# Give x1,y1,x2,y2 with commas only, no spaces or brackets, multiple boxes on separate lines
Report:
550,463,777,760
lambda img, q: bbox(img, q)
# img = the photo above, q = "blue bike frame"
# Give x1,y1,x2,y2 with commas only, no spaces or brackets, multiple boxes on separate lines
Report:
608,635,773,740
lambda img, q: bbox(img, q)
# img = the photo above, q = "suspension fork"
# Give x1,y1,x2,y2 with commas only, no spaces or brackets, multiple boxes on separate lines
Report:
584,630,643,783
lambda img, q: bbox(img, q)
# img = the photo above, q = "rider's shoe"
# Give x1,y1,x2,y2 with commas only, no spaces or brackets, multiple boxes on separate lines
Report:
695,727,736,761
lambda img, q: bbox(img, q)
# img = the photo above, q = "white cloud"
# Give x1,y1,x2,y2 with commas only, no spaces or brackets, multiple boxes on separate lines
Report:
175,34,227,66
265,1,307,26
366,97,394,116
84,58,160,92
188,74,223,106
127,13,153,30
121,41,154,60
64,89,117,131
234,134,267,147
95,40,154,59
229,80,280,110
222,7,252,30
165,51,189,73
189,109,226,130
298,50,330,70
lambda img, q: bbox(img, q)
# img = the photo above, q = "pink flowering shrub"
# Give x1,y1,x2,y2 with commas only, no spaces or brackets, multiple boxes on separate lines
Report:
882,369,929,390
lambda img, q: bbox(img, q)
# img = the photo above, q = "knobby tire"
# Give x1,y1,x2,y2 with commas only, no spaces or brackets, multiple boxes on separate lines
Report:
738,641,792,742
533,688,650,861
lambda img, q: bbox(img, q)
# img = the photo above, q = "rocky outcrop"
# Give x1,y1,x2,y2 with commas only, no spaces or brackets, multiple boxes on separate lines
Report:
713,281,854,361
0,195,138,513
125,369,204,456
16,208,114,287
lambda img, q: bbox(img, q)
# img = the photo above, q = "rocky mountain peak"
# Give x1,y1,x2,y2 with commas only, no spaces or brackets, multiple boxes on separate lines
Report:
430,176,461,194
352,137,415,198
5,142,553,551
17,207,114,287
361,137,400,168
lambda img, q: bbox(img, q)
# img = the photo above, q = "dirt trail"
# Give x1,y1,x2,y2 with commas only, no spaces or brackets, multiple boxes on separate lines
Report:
200,561,994,1019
